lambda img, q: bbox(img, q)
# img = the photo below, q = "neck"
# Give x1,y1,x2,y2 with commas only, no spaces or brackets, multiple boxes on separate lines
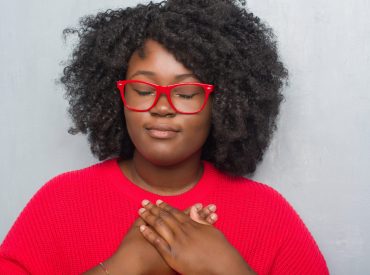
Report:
121,150,204,196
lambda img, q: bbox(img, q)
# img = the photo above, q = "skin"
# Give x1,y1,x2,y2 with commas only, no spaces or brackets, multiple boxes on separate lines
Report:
84,39,254,274
84,204,217,275
103,205,218,275
119,39,212,196
139,200,255,275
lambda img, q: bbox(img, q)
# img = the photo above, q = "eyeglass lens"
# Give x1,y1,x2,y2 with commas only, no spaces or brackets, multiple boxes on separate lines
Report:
123,82,206,113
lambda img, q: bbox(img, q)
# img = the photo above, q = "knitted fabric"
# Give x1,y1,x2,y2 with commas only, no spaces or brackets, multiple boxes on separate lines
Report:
0,159,329,274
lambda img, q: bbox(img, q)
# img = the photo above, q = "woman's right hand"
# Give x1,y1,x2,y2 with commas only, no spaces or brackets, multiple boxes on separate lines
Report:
83,203,218,275
138,200,255,275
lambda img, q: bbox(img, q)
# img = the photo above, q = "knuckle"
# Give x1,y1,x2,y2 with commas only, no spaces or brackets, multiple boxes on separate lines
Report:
157,201,167,209
154,237,161,246
199,209,209,218
140,209,150,218
154,217,165,227
149,234,158,243
181,220,193,229
163,205,173,212
159,209,170,218
146,230,156,240
146,204,155,211
168,207,179,216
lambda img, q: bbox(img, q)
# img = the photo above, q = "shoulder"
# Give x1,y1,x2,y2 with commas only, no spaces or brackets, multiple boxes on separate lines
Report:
6,158,120,233
207,164,329,265
208,163,321,246
205,161,305,227
26,158,118,209
48,158,116,183
206,161,287,204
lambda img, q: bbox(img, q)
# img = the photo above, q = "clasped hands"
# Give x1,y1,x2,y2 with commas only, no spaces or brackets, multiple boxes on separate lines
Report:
113,199,255,275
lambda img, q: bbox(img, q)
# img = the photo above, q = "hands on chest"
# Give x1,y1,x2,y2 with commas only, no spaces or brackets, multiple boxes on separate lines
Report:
129,200,255,275
91,200,255,275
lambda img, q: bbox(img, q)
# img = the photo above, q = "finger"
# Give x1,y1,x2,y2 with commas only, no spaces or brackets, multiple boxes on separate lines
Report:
138,207,174,243
206,213,218,224
133,217,146,227
197,204,217,220
142,200,183,235
139,224,172,260
156,200,190,223
141,199,156,212
189,205,218,225
189,205,208,225
183,203,202,216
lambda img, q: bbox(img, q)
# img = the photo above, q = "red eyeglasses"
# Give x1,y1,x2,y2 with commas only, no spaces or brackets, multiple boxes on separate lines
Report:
116,80,215,114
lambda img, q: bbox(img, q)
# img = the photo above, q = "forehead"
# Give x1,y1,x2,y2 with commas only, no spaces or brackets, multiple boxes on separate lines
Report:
126,39,196,83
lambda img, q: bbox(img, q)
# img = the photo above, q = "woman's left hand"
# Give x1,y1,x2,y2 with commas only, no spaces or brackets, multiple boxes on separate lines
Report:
138,200,256,275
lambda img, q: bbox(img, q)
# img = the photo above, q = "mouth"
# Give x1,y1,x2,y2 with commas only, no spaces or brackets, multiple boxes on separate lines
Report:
145,124,181,139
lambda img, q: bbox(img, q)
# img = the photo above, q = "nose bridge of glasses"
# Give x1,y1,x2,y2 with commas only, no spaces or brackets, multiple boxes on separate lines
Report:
153,85,175,111
156,85,172,96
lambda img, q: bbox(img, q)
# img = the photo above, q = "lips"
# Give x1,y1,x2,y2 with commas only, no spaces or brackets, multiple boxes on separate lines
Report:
145,124,181,139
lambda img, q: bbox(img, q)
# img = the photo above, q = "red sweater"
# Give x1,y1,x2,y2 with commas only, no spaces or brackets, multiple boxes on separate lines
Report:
0,159,329,274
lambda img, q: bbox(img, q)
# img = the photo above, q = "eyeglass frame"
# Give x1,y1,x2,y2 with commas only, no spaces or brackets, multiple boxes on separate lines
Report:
116,79,215,114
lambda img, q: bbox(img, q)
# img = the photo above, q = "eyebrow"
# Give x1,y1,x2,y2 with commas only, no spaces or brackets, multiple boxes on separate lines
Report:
128,70,197,81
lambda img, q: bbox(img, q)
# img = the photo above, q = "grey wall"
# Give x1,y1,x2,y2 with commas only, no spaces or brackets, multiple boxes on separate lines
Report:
1,0,369,274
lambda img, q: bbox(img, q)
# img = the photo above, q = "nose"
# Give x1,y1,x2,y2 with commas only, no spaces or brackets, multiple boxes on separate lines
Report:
150,94,176,117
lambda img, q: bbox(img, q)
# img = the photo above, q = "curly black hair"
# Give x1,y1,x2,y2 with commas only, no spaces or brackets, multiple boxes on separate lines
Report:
60,0,288,176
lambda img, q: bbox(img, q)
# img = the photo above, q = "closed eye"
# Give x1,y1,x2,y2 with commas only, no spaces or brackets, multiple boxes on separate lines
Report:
175,92,200,99
134,89,155,96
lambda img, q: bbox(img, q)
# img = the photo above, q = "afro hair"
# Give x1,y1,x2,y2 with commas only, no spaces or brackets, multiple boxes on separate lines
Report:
60,0,288,176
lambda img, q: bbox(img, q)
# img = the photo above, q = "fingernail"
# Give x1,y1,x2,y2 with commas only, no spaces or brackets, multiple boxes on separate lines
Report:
208,204,217,211
138,208,146,214
210,213,217,220
140,225,146,232
156,199,163,205
142,199,150,206
195,203,202,211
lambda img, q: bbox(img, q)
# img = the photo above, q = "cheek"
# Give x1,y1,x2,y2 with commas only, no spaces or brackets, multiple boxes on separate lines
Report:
184,106,212,146
124,110,143,145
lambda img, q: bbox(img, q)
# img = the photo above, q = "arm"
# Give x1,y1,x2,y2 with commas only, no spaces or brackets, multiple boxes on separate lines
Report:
0,181,60,274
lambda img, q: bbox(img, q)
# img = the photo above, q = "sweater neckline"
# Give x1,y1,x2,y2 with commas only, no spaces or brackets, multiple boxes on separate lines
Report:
106,158,215,207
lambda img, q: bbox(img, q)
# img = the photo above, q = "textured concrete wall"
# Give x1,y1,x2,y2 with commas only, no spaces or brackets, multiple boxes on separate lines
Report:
1,0,369,273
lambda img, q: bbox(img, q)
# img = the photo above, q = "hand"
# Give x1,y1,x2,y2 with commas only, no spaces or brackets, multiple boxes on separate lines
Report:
186,202,218,225
138,200,256,275
99,203,218,275
104,217,173,275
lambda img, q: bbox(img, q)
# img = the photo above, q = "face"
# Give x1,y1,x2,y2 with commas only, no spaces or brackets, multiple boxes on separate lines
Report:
124,39,212,166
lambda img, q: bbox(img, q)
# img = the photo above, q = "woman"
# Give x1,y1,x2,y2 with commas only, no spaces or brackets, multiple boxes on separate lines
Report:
0,0,329,274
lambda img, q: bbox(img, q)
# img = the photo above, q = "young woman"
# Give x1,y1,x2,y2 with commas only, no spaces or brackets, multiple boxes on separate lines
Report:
0,0,329,274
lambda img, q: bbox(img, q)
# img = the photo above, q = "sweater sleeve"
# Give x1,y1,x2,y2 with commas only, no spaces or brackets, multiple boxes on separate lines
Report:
0,177,66,274
268,193,329,275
